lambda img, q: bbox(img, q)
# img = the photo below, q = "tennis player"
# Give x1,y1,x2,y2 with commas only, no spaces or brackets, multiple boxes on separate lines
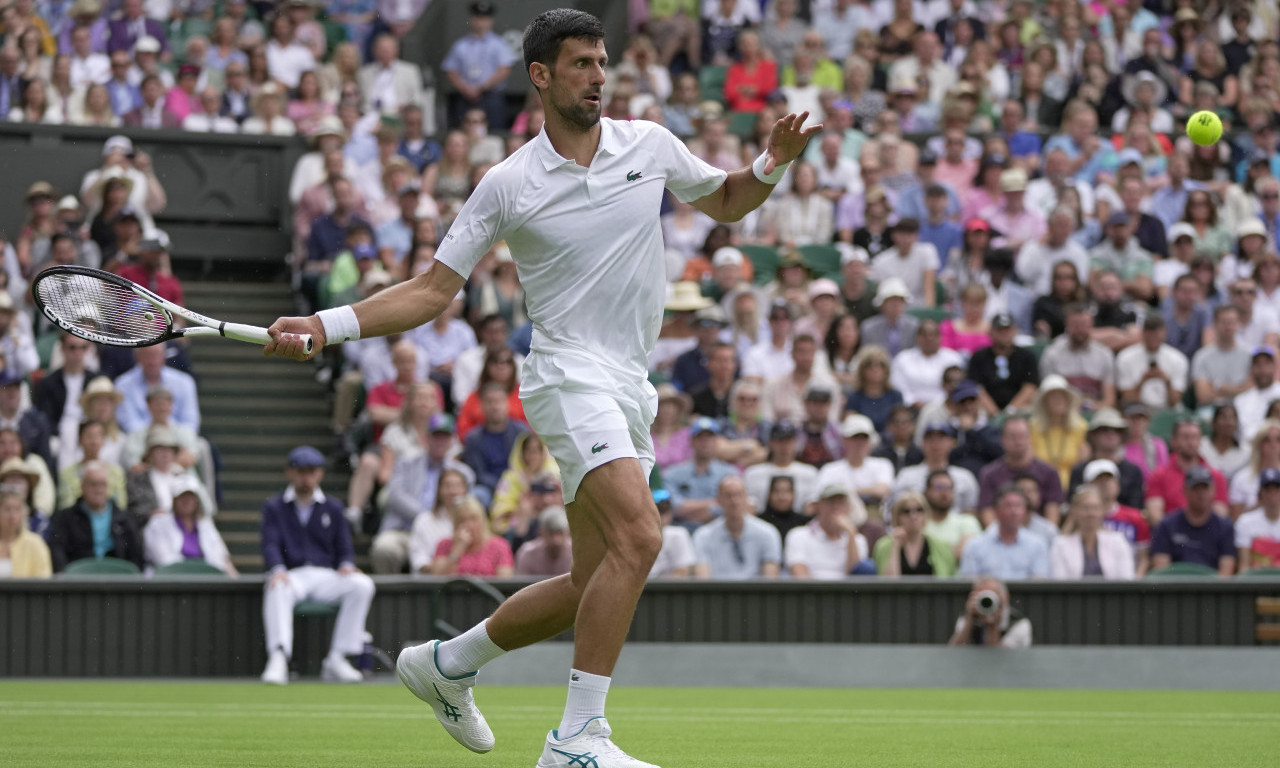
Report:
266,9,819,767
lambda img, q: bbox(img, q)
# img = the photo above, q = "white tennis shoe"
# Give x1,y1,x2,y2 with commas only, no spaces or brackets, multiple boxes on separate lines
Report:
396,640,495,754
535,718,661,768
321,655,363,683
260,651,288,686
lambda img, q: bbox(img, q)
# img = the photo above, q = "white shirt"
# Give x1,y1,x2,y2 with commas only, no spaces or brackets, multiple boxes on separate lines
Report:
743,460,819,512
741,339,793,380
1016,239,1091,295
182,112,239,134
814,156,863,196
435,119,727,381
1235,382,1280,442
649,524,697,578
407,510,453,573
265,40,316,88
1115,343,1188,409
1236,306,1280,349
70,53,110,89
452,346,525,406
890,346,965,406
1235,508,1280,559
784,521,868,579
893,463,979,515
871,243,940,307
241,117,297,137
1024,178,1096,218
814,457,894,525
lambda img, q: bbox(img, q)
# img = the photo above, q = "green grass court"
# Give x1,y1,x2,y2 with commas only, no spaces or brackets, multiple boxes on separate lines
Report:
2,681,1277,767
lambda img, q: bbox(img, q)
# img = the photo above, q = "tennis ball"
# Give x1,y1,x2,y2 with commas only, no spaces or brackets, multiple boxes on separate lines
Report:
1187,111,1222,146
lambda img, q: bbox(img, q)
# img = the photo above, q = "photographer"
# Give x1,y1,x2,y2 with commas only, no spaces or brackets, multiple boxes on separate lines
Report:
948,578,1033,648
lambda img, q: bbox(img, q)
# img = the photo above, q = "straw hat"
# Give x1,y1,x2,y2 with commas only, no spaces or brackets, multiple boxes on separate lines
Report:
1121,70,1168,108
1034,374,1081,418
654,382,693,415
0,457,41,488
87,166,135,203
665,281,713,312
79,376,123,410
145,425,182,454
24,181,55,203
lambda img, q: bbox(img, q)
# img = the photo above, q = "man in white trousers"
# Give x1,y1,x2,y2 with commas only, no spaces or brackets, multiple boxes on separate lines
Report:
265,9,818,767
259,446,376,685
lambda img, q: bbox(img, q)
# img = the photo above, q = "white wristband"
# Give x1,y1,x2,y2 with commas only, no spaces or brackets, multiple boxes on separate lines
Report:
317,305,360,344
752,151,790,184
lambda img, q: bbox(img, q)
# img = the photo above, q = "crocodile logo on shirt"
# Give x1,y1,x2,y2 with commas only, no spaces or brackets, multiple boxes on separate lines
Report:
591,442,608,454
626,170,643,182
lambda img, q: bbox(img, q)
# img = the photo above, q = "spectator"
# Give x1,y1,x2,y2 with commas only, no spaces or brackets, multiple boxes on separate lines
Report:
794,382,842,469
452,314,522,408
143,475,235,575
871,218,938,308
1233,347,1280,442
241,82,296,136
894,422,981,515
978,416,1063,526
891,321,965,410
490,432,559,537
441,1,514,129
1146,419,1229,524
968,312,1039,414
1150,466,1237,576
115,229,183,305
263,13,315,89
455,348,524,443
837,245,877,322
1122,402,1168,482
47,460,143,572
1050,485,1135,579
220,59,252,123
0,369,52,473
1200,402,1250,482
406,467,467,575
651,383,694,471
689,341,736,420
741,298,795,380
665,416,739,529
1028,375,1087,488
873,405,922,473
744,419,816,511
1228,420,1280,519
948,577,1032,647
460,382,528,507
939,284,991,355
125,424,212,529
876,491,958,576
673,306,730,394
56,420,126,511
122,73,180,128
722,30,775,113
183,86,238,132
1191,305,1252,406
1236,467,1280,573
959,484,1050,579
692,475,782,579
1062,408,1144,508
816,414,895,512
513,505,573,578
784,483,871,579
119,385,201,474
648,488,696,579
0,293,37,379
431,495,514,577
0,477,49,578
409,293,478,403
114,344,199,434
1039,303,1117,411
756,473,812,541
761,333,836,424
106,0,168,54
1116,314,1187,410
260,446,374,685
843,346,903,436
74,376,125,466
861,279,918,358
983,168,1046,251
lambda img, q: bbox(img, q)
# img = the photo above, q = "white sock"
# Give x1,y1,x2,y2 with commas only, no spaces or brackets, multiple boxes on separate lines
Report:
435,619,506,677
557,669,610,739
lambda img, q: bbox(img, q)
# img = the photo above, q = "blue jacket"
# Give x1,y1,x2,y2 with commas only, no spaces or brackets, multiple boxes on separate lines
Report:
260,488,354,572
461,420,528,492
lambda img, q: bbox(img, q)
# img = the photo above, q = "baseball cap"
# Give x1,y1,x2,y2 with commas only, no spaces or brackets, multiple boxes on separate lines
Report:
287,445,326,468
1260,467,1280,489
1116,147,1144,167
768,298,794,319
1168,222,1196,242
838,243,870,266
470,0,495,15
398,180,421,198
808,278,839,300
923,422,957,438
711,247,744,268
690,416,720,436
102,135,134,157
427,413,455,434
652,488,672,505
1184,465,1214,488
949,380,981,403
135,36,161,53
839,413,875,439
352,243,378,260
693,305,729,327
1254,346,1276,360
991,313,1015,329
803,382,834,401
818,483,851,500
918,148,939,165
115,206,141,223
873,278,911,307
1123,402,1151,418
1106,211,1131,227
1088,408,1128,431
770,419,798,440
964,217,992,233
1083,459,1119,482
0,368,23,387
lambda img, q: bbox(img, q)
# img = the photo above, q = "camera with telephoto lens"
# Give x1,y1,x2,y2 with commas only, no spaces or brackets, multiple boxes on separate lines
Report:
974,589,1002,618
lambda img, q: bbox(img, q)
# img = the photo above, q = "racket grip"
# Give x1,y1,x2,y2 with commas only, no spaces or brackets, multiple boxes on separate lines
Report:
221,323,314,355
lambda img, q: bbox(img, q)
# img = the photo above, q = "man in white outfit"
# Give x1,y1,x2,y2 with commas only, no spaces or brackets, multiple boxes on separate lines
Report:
265,9,819,767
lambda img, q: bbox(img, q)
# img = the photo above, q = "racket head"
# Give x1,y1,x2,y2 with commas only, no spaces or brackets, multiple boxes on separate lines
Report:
32,266,173,348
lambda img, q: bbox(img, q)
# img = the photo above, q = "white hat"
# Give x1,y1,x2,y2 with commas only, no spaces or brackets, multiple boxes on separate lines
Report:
665,281,713,312
1121,70,1169,108
102,135,133,157
1238,218,1267,241
711,247,744,268
1084,459,1120,482
1040,373,1072,395
838,242,869,266
134,36,161,53
56,195,80,212
1000,167,1028,192
839,413,877,440
873,277,911,307
808,278,839,300
1168,222,1196,242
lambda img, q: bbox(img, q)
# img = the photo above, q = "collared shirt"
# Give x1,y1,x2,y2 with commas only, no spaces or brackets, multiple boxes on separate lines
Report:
408,318,477,371
959,527,1050,579
441,31,517,89
283,484,327,528
114,365,201,434
1016,239,1091,300
106,77,138,115
665,459,739,512
783,520,868,579
692,515,782,579
70,53,111,89
1149,181,1205,230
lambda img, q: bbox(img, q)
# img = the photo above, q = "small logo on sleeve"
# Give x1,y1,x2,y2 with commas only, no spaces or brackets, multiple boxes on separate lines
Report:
626,170,642,182
591,442,608,455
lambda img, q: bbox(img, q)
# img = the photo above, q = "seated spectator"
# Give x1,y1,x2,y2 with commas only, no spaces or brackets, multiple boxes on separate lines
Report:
1087,460,1151,577
968,313,1039,414
1004,474,1061,550
260,446,373,685
1191,305,1253,407
0,487,51,578
871,218,939,308
891,321,965,410
895,423,980,516
1236,468,1280,573
491,432,559,537
1066,409,1145,508
692,475,782,579
0,293,38,380
1116,314,1188,410
302,180,370,312
1050,486,1135,579
47,461,143,572
794,382,842,469
75,376,126,467
861,279,918,357
0,368,52,473
1039,303,1116,411
959,484,1050,579
784,483,871,579
409,293,478,405
756,474,811,541
649,489,696,579
873,405,923,473
125,425,213,530
32,333,97,453
1122,402,1168,482
122,74,181,128
406,467,468,575
651,383,694,470
845,345,905,434
1161,273,1210,362
114,345,199,434
431,495,514,577
460,383,528,507
940,284,992,355
742,298,797,380
816,414,895,512
1146,419,1229,524
120,385,200,474
1234,348,1280,444
514,504,574,578
761,334,836,424
183,86,239,133
455,348,525,441
143,476,236,575
1089,212,1155,304
1032,260,1087,341
0,435,55,522
921,468,983,561
715,384,771,472
1150,466,1238,576
689,341,737,420
1088,270,1143,353
57,421,127,511
932,380,1003,476
665,417,740,529
1029,375,1088,488
742,417,815,508
875,491,958,576
452,315,522,408
978,416,1063,526
948,577,1032,647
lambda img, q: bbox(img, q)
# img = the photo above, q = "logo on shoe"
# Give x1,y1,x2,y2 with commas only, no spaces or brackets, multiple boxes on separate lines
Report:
433,683,462,722
551,748,600,767
591,442,608,455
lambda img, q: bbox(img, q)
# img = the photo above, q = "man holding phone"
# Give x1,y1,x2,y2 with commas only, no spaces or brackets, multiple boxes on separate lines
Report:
1115,314,1187,410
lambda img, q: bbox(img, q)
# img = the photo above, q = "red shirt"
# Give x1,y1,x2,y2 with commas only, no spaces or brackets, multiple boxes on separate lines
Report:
1146,460,1228,512
434,535,513,577
116,264,184,306
1104,504,1150,548
724,58,778,113
456,388,526,439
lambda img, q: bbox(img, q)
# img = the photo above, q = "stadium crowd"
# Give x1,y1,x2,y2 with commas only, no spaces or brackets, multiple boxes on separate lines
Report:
3,0,1280,591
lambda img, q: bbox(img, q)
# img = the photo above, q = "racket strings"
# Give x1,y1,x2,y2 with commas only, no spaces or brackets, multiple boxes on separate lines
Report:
35,272,169,344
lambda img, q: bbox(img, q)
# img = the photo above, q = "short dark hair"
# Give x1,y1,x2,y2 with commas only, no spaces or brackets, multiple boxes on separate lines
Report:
1064,302,1092,318
1213,303,1240,322
994,482,1029,508
522,9,605,76
478,313,508,332
925,468,953,489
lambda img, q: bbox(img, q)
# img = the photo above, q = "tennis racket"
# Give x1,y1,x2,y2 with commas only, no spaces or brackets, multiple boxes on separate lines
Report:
31,265,313,354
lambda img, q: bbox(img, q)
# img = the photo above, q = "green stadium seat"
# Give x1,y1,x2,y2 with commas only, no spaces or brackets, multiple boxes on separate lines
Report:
1146,562,1219,578
698,65,727,104
738,244,780,285
797,244,841,279
726,110,758,139
154,559,228,577
295,600,341,617
36,331,59,371
907,307,952,323
64,557,142,576
1149,409,1188,441
1239,567,1280,578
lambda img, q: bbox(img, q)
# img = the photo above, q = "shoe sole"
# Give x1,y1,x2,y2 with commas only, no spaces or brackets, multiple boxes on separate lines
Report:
396,643,494,754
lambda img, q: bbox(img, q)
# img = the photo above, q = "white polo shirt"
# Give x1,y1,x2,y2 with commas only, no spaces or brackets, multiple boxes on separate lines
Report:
784,520,868,579
436,118,727,382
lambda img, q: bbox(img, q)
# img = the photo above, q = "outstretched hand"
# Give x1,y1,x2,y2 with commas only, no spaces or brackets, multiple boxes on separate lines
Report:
264,315,326,361
763,111,823,174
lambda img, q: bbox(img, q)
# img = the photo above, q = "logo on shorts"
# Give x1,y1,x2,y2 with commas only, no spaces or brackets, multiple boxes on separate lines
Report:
626,170,642,182
591,442,608,455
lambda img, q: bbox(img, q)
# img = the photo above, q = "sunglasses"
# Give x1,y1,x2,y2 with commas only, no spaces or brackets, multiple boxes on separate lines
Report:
901,506,926,514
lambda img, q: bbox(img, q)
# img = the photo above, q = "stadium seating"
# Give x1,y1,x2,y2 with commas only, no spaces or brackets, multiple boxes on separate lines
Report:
1146,562,1220,578
64,558,142,576
738,245,780,285
154,559,228,577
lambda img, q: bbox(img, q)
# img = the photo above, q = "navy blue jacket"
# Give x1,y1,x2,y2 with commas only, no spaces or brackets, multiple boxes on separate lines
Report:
260,490,354,571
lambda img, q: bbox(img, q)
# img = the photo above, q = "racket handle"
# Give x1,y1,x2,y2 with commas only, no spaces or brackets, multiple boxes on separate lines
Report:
221,322,315,355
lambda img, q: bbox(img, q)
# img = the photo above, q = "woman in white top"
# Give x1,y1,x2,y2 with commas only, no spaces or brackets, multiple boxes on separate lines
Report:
1228,420,1280,518
766,161,834,248
241,83,297,136
407,468,466,574
1050,486,1135,580
144,476,237,575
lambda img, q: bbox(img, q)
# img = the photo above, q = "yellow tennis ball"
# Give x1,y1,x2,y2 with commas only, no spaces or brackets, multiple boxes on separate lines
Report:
1187,110,1223,146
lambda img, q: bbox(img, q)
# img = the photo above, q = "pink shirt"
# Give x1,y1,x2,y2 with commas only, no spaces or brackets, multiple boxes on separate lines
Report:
939,320,991,355
434,535,513,577
653,427,693,470
935,159,978,198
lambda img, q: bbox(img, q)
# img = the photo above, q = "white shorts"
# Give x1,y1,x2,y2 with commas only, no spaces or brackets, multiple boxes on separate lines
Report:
519,351,657,504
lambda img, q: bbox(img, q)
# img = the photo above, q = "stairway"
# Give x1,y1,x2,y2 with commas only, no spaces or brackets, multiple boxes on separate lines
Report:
182,280,353,573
